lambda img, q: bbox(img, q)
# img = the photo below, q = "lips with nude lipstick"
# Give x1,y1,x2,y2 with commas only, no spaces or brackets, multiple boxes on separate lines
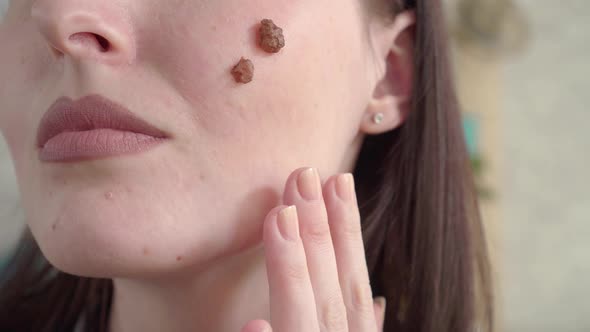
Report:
36,95,168,162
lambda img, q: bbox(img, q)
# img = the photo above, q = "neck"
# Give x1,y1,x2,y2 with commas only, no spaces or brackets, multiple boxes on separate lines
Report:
108,245,270,332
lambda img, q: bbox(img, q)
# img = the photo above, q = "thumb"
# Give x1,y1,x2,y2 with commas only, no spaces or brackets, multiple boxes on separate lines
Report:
373,296,387,331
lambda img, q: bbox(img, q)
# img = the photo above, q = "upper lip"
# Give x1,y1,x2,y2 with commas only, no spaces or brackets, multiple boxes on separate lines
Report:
36,94,168,148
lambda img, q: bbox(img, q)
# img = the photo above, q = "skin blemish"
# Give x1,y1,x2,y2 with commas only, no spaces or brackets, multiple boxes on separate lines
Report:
104,192,114,200
259,19,285,53
176,255,183,262
231,57,254,84
142,247,150,256
51,216,61,231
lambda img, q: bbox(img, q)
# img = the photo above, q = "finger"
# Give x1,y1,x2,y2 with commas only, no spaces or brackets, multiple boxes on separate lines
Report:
241,319,272,332
283,168,348,332
373,297,386,332
323,174,377,331
263,205,320,332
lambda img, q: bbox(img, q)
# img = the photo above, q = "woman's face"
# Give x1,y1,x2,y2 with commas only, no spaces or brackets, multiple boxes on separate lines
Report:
0,0,380,277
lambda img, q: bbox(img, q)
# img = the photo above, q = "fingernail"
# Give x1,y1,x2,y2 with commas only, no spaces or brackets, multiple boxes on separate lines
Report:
277,205,299,241
297,168,320,201
335,173,354,201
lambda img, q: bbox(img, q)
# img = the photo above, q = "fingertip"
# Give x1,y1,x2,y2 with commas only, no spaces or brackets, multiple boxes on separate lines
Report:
321,174,338,199
283,167,323,203
241,319,272,332
263,205,289,240
374,296,387,331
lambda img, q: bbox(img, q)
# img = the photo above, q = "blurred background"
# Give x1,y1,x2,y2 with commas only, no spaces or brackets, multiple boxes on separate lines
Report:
0,0,588,331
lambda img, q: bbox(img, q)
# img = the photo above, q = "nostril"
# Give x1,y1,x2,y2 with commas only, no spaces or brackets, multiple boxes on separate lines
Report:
95,34,110,52
68,32,111,53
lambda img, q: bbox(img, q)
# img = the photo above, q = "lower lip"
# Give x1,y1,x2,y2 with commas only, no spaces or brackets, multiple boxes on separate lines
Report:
39,129,166,162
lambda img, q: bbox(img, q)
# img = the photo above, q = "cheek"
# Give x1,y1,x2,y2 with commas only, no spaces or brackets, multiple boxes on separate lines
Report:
0,21,52,163
140,0,368,149
0,62,27,164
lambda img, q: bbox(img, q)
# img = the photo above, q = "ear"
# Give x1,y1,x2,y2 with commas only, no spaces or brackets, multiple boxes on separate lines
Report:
360,10,416,135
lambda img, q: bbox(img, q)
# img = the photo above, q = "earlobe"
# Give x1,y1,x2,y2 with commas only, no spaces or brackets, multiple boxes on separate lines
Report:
361,10,415,136
360,96,409,135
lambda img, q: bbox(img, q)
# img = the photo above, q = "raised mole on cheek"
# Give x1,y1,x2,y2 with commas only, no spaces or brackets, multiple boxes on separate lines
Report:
231,57,254,84
230,18,285,84
259,19,285,53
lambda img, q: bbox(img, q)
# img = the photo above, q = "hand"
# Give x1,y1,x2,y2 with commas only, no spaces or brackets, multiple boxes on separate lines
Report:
241,168,387,332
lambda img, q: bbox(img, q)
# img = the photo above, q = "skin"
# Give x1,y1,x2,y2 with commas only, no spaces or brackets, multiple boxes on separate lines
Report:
0,0,415,331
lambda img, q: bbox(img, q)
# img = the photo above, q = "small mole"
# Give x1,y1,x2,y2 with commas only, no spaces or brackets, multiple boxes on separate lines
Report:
51,217,61,231
104,192,114,200
142,247,150,256
231,57,254,84
176,255,183,262
259,19,285,53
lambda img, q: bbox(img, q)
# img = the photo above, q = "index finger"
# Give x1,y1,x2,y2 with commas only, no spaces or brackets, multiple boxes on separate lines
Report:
323,174,378,332
263,205,320,332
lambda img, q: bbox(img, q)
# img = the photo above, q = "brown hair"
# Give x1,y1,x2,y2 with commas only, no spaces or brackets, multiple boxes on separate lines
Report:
0,0,493,331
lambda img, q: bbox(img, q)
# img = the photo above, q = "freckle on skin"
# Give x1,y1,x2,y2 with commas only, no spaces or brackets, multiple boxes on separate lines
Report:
176,255,183,262
142,247,150,256
51,217,60,231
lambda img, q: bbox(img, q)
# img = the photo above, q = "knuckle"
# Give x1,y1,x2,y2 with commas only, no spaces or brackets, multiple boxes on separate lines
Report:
340,216,363,240
282,259,309,283
301,220,332,246
348,280,374,317
319,296,348,331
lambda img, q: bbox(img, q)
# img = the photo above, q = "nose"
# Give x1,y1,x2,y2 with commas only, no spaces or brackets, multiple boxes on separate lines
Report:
31,0,136,65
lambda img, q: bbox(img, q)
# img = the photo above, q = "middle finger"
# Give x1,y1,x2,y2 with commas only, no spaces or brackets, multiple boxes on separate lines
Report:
283,167,348,332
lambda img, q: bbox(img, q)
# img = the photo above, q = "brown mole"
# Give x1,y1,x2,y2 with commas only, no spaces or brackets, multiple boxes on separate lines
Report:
231,57,254,84
259,19,285,53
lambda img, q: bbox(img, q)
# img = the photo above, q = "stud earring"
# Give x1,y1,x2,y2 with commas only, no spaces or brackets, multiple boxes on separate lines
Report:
372,113,384,125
